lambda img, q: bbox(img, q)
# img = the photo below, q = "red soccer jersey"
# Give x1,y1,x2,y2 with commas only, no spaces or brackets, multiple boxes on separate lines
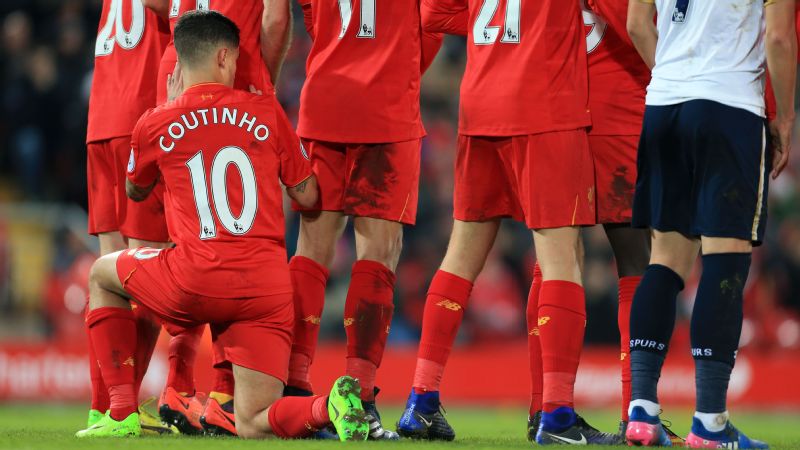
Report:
297,0,437,143
87,0,169,143
157,0,274,104
583,0,649,136
128,83,311,298
422,0,591,136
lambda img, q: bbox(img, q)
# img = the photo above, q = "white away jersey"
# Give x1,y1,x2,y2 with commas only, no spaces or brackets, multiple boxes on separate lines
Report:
646,0,767,117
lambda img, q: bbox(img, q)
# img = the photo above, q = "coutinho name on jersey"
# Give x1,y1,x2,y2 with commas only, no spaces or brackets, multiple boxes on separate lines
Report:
158,107,270,152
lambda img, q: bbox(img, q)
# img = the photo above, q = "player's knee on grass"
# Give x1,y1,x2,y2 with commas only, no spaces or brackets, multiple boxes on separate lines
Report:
88,251,129,310
532,226,583,284
604,224,650,278
354,217,403,270
232,364,284,439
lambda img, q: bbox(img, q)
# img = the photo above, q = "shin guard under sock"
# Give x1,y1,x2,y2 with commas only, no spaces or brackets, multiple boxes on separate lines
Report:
691,253,750,413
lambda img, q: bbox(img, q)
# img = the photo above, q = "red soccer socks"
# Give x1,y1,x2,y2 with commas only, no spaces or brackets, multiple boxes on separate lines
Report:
537,280,586,413
618,276,640,421
287,256,329,392
413,270,473,393
527,263,544,415
86,307,137,420
267,395,329,438
344,260,395,401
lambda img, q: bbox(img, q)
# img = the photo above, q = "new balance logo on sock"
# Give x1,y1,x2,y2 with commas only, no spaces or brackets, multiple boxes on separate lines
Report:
630,339,666,351
303,315,321,325
435,299,462,311
528,327,539,336
538,317,550,326
343,318,354,327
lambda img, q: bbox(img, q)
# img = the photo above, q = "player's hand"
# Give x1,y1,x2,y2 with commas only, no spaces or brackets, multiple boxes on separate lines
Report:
249,84,263,95
167,61,184,102
769,115,794,179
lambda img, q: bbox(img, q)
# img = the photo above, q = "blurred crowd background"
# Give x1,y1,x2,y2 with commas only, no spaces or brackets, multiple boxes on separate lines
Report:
1,0,800,358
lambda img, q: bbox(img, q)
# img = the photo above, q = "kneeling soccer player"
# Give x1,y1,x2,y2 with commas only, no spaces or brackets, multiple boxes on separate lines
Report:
75,10,368,441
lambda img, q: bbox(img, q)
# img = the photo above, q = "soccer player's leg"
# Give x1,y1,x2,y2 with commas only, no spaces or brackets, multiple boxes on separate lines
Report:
681,100,770,449
214,297,368,441
510,130,619,445
338,139,421,440
76,251,141,437
526,262,543,441
287,140,347,397
592,133,652,432
626,104,699,446
85,138,130,426
122,181,206,433
398,135,514,441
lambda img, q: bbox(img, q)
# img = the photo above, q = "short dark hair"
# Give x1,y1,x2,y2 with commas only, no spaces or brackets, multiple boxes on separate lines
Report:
174,10,239,67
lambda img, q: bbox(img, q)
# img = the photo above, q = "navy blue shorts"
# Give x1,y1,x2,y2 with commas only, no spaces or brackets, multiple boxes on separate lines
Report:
632,100,770,245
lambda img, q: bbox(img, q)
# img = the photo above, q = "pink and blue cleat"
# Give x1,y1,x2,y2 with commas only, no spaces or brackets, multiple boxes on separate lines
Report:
685,416,768,449
625,406,672,446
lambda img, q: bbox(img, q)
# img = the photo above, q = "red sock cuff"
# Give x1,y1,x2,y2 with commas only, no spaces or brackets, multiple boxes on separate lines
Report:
290,256,330,283
86,307,135,327
538,281,586,317
618,276,641,303
352,260,396,286
427,270,473,304
533,262,542,280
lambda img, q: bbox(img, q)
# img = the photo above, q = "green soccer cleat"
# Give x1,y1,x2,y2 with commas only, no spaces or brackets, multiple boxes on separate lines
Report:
327,376,369,441
86,409,105,428
75,411,141,438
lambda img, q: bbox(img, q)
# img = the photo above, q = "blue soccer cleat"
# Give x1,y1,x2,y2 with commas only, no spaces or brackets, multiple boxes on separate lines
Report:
685,416,768,449
536,406,624,445
396,390,455,441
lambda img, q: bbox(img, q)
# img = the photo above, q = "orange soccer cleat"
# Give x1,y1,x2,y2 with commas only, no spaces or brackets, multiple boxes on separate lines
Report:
158,387,207,435
200,397,237,436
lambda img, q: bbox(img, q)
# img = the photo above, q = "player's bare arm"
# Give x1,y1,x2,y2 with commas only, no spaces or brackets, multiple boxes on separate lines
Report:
261,0,292,84
125,178,157,202
287,174,318,208
142,0,170,18
627,0,657,69
420,0,468,35
765,0,797,179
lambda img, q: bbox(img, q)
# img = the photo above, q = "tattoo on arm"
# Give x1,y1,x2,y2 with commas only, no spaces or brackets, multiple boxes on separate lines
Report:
293,178,308,193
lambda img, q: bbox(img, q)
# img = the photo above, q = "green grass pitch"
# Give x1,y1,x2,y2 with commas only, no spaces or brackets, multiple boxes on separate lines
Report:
1,404,799,449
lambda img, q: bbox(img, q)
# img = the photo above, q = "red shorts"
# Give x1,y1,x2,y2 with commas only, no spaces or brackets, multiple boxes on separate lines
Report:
453,130,596,229
589,135,638,224
117,247,293,382
87,137,130,235
292,139,421,225
120,180,170,243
